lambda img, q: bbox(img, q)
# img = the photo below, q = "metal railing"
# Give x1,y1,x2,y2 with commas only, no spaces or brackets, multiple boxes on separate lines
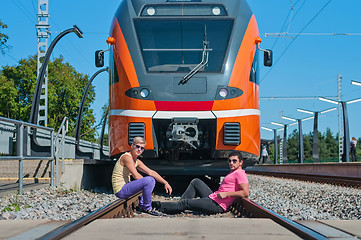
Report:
0,116,54,194
54,117,69,187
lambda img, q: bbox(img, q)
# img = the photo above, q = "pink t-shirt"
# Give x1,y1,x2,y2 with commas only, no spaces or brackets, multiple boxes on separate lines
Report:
209,169,248,211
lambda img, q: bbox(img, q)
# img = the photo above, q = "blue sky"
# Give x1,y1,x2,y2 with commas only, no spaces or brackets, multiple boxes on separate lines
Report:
1,0,361,141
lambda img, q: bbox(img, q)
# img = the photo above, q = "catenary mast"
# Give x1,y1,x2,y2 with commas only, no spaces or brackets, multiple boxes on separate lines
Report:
337,75,343,162
36,0,50,126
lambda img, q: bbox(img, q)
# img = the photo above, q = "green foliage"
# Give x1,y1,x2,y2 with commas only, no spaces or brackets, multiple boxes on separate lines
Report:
97,103,109,146
0,55,97,141
1,194,30,212
0,19,10,54
287,129,299,161
0,75,18,118
2,203,20,212
319,128,338,159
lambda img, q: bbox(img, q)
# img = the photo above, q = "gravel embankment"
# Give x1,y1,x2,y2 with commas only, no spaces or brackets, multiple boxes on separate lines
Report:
0,175,360,220
248,175,361,220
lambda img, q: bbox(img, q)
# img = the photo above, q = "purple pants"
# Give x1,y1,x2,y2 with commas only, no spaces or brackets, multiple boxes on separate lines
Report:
115,176,155,210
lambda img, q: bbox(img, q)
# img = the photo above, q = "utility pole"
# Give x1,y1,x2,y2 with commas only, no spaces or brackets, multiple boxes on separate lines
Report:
36,0,50,126
337,75,343,162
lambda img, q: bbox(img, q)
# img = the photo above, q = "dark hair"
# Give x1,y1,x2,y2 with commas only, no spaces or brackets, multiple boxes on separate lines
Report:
228,151,243,161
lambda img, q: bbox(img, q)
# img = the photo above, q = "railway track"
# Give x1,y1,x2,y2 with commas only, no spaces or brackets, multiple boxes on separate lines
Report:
37,192,142,240
246,163,361,188
34,191,359,240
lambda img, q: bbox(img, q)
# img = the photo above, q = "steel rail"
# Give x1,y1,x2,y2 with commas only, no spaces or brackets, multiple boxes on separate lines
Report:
36,191,333,240
230,198,328,240
37,192,142,240
246,170,361,188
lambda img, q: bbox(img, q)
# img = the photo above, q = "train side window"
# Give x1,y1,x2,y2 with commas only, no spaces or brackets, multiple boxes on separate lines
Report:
249,48,259,85
109,49,119,85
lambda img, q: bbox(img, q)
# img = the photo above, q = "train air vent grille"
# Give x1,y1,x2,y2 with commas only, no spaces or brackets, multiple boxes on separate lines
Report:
223,122,240,145
128,123,145,145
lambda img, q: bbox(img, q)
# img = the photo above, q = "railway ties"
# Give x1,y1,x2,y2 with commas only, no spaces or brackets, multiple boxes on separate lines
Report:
15,192,357,240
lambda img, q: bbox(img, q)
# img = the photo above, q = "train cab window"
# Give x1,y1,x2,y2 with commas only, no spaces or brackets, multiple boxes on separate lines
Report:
109,49,119,85
249,48,259,85
134,19,233,73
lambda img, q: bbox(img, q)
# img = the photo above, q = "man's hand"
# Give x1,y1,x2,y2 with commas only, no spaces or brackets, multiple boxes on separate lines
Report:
217,192,228,199
164,183,173,195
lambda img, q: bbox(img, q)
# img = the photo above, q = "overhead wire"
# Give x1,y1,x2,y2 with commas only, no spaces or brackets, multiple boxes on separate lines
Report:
12,0,37,25
259,0,332,84
31,0,38,18
259,0,307,74
4,52,20,64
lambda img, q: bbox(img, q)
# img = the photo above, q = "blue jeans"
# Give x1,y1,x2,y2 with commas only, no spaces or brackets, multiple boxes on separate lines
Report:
115,176,155,210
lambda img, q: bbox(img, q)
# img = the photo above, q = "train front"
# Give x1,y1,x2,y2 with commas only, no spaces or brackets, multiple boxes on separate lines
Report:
108,0,262,166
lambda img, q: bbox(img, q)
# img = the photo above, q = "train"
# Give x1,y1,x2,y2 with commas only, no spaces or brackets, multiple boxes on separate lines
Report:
96,0,272,171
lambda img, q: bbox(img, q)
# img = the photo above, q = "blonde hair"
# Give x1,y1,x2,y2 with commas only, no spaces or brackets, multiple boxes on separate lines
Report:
132,136,146,145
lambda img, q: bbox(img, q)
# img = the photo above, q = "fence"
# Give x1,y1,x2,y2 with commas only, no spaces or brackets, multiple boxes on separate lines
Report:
0,116,54,194
0,116,110,194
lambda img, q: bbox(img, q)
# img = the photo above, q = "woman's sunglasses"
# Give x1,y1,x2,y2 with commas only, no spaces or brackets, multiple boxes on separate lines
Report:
134,144,145,151
227,158,238,164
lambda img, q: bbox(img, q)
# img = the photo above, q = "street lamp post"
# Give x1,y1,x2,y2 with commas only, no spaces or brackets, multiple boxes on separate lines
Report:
351,80,361,87
297,107,337,162
319,96,361,162
29,25,83,125
282,116,313,164
75,67,109,159
270,121,296,164
27,25,83,157
261,126,283,164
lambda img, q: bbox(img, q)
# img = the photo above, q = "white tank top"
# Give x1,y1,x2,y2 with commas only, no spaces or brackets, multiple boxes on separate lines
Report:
111,152,138,194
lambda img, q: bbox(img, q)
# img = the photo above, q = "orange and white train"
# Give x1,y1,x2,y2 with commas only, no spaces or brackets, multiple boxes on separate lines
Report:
98,0,272,169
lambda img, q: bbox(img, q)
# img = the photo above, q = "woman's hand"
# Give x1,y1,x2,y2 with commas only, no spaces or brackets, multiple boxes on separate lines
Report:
164,182,173,195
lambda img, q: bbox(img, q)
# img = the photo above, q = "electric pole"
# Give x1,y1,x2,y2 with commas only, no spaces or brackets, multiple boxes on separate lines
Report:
36,0,50,126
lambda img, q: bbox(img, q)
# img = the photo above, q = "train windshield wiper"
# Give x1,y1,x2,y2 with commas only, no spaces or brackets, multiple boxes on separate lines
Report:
178,26,209,85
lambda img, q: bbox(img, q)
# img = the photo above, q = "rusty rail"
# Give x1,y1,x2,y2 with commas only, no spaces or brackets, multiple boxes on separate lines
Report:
36,189,342,239
246,170,361,188
246,163,361,188
230,198,328,240
37,191,142,240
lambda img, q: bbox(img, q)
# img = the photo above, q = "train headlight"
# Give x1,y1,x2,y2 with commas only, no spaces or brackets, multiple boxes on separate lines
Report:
219,88,228,98
146,7,156,16
140,88,150,98
212,7,221,16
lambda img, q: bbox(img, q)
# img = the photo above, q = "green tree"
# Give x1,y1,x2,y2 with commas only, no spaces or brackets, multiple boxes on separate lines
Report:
357,137,361,161
0,55,96,141
303,132,312,160
0,20,9,54
97,103,109,146
0,74,18,118
287,129,299,161
320,128,338,159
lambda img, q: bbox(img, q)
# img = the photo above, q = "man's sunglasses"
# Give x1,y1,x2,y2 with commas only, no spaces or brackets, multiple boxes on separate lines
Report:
135,144,145,151
227,159,238,164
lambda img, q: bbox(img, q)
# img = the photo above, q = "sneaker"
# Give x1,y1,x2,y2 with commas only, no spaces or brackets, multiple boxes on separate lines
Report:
138,206,163,217
152,201,161,210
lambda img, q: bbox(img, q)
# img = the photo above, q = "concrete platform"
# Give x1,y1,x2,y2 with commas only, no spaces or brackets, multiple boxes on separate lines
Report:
62,218,301,240
2,219,361,239
0,220,67,240
321,220,361,238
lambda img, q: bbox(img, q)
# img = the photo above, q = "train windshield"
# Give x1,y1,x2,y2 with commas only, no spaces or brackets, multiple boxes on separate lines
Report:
134,19,233,73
